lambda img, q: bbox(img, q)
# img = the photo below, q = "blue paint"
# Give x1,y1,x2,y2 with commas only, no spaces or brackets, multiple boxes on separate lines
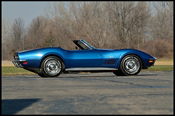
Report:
13,39,157,72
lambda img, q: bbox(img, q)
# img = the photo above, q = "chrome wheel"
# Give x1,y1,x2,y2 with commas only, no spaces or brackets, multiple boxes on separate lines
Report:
123,56,140,74
40,56,63,77
113,55,142,76
44,59,61,76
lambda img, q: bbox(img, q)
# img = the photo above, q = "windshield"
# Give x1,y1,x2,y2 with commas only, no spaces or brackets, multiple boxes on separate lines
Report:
73,39,95,50
80,40,95,49
77,41,91,50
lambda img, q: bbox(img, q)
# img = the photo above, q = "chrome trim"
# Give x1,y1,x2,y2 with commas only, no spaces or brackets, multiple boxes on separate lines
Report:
13,52,19,60
65,67,118,71
12,60,26,68
14,55,19,60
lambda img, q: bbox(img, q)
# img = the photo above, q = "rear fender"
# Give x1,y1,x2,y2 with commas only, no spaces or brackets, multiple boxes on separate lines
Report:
37,53,65,68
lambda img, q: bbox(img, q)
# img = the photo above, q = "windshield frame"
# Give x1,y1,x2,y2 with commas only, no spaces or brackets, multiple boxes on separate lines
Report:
73,39,95,50
80,40,95,49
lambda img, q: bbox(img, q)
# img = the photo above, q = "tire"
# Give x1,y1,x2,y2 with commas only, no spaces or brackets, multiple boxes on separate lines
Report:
113,55,142,76
40,56,63,77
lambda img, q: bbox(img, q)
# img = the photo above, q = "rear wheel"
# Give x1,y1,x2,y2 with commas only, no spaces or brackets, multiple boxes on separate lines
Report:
113,55,142,76
39,56,63,78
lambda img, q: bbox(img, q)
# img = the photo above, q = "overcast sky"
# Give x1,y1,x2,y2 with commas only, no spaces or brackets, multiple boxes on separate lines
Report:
2,1,50,26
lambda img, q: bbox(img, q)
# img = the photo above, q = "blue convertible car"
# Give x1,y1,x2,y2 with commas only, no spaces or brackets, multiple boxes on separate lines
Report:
12,39,157,77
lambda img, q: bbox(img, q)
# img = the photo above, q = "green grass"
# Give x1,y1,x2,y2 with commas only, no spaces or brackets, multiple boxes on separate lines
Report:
2,66,36,76
142,65,173,71
1,65,174,76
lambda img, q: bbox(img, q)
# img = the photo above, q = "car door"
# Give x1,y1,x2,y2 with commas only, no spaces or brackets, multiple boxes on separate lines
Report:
65,49,102,68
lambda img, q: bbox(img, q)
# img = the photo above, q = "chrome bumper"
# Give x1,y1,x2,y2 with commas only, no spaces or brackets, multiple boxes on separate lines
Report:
12,60,26,68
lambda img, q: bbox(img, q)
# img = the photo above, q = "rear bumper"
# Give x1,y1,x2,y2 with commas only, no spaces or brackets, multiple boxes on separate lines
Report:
12,60,41,74
12,60,26,68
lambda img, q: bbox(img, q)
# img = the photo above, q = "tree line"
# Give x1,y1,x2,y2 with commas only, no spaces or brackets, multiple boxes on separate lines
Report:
2,1,173,60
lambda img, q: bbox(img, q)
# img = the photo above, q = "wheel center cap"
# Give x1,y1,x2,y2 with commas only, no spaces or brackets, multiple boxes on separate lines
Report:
128,62,134,69
49,64,56,70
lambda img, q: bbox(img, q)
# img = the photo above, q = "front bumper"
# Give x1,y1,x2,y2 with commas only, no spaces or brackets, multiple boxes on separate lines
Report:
12,60,26,68
142,57,157,69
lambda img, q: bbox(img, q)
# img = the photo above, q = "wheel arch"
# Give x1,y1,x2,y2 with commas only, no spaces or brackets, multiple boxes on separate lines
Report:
39,54,65,70
117,53,144,68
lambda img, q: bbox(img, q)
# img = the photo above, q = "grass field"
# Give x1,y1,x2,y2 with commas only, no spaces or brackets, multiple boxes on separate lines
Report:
2,66,36,76
142,65,173,71
1,65,173,76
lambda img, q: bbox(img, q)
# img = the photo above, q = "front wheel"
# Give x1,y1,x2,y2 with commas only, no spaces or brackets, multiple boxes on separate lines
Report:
39,56,63,78
114,55,142,76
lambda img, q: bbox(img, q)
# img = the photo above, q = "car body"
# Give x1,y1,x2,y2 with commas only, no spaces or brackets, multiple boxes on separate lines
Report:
12,39,157,77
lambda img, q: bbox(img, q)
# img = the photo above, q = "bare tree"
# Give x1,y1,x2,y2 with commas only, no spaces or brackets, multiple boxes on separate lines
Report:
69,2,114,48
151,1,173,40
2,17,12,60
43,29,57,47
25,16,47,49
44,2,76,49
11,17,25,51
41,1,173,58
106,2,151,49
131,2,151,49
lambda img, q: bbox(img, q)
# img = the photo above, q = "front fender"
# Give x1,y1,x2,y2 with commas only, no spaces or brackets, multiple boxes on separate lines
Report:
115,49,154,68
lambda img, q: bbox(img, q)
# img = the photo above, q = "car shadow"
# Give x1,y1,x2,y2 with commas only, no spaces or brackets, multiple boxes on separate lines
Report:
11,73,157,78
137,74,158,76
59,73,158,78
1,98,40,115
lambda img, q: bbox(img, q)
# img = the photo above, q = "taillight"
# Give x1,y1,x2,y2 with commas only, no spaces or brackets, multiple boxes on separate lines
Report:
23,61,27,64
